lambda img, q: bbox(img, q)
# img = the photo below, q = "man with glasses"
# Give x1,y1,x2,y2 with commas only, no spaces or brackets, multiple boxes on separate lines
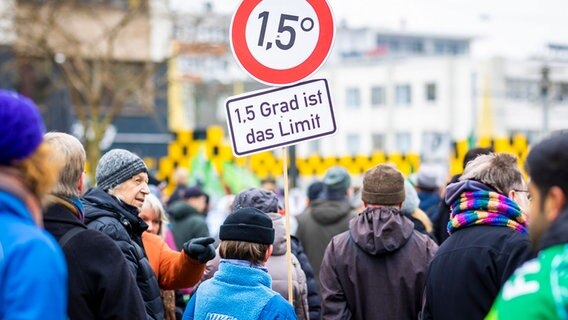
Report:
421,153,530,320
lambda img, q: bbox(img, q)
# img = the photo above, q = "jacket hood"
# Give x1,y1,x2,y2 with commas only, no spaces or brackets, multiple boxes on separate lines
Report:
267,212,288,256
168,201,200,221
310,199,353,225
82,188,146,231
537,207,568,252
349,206,415,255
445,180,494,205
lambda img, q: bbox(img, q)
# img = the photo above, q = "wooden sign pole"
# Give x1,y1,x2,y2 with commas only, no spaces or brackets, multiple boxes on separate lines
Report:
282,147,294,304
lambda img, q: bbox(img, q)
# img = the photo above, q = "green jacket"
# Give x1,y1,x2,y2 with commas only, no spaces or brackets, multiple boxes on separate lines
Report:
487,244,568,320
296,199,355,283
169,201,210,250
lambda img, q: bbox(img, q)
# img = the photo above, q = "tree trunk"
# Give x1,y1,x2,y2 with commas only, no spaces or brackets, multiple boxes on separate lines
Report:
85,137,101,187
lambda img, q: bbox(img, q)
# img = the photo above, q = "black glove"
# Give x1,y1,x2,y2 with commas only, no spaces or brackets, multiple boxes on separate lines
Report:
183,237,216,264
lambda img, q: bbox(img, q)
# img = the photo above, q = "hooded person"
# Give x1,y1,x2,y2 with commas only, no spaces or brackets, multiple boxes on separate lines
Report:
83,149,215,320
201,188,318,320
296,166,356,285
0,90,67,319
183,207,297,320
320,164,438,320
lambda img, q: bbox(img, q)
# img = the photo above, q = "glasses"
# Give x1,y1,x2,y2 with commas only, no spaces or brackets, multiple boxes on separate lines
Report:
513,189,532,201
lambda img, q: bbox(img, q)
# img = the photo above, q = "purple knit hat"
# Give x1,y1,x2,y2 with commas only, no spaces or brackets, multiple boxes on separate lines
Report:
0,90,45,165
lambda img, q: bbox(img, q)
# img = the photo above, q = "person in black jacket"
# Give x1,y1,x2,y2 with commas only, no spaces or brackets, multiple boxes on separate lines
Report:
83,148,215,320
290,235,321,320
421,153,530,320
434,147,493,244
43,133,146,320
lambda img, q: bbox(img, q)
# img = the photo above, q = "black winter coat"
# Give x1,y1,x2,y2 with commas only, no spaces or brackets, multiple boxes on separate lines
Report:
291,235,321,320
433,174,460,244
83,188,164,320
422,225,529,320
44,199,146,320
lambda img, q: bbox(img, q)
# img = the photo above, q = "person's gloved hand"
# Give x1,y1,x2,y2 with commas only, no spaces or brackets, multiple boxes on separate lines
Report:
183,237,216,264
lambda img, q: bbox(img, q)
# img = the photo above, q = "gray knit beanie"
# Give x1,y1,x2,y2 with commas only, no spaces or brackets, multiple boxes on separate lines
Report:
96,149,147,191
361,164,405,205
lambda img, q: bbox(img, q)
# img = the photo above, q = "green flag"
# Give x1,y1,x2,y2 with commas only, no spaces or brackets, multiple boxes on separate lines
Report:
222,161,260,194
188,147,224,201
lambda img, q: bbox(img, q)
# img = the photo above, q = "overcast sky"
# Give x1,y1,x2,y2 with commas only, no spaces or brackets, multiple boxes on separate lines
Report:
171,0,568,59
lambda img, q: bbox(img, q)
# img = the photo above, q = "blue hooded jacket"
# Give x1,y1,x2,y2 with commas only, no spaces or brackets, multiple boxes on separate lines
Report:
0,190,67,319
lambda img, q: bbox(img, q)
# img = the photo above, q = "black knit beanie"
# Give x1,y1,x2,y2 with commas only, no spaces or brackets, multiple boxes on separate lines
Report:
220,207,275,245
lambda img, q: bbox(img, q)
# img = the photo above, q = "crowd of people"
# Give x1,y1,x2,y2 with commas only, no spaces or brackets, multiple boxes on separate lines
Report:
2,89,568,320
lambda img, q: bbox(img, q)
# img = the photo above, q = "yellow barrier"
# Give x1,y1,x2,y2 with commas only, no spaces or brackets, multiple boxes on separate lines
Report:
151,125,530,194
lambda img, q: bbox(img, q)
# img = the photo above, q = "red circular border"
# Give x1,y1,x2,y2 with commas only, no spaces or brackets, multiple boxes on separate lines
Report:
231,0,334,86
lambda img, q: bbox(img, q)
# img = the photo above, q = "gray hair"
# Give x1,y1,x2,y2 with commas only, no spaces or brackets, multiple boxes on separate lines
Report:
43,132,86,197
142,193,168,236
460,153,524,194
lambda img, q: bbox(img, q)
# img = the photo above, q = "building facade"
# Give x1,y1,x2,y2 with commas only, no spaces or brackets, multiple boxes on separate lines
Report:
294,27,568,160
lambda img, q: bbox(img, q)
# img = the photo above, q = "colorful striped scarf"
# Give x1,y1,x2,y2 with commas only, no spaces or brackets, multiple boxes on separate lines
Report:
448,190,527,235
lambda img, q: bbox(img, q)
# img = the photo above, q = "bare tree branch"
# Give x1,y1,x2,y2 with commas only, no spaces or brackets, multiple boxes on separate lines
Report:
3,0,164,179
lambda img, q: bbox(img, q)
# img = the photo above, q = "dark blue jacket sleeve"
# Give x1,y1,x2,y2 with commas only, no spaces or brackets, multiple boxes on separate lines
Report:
291,235,321,320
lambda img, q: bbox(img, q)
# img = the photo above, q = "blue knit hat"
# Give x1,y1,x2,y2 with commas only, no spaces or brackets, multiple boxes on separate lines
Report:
401,180,420,215
323,166,351,193
96,149,147,191
0,90,45,165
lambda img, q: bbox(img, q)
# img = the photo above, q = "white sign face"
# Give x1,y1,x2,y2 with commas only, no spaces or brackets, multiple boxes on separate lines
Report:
246,0,319,70
231,0,335,86
225,79,336,157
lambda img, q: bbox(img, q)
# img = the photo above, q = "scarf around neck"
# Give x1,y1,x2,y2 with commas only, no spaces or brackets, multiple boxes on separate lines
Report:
49,194,85,223
448,190,527,235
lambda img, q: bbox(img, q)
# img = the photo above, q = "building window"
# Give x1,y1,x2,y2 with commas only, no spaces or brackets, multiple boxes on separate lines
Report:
426,83,437,102
395,132,411,153
371,86,385,107
347,134,360,154
554,82,568,104
346,87,361,108
395,84,412,106
506,78,539,101
371,133,386,150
